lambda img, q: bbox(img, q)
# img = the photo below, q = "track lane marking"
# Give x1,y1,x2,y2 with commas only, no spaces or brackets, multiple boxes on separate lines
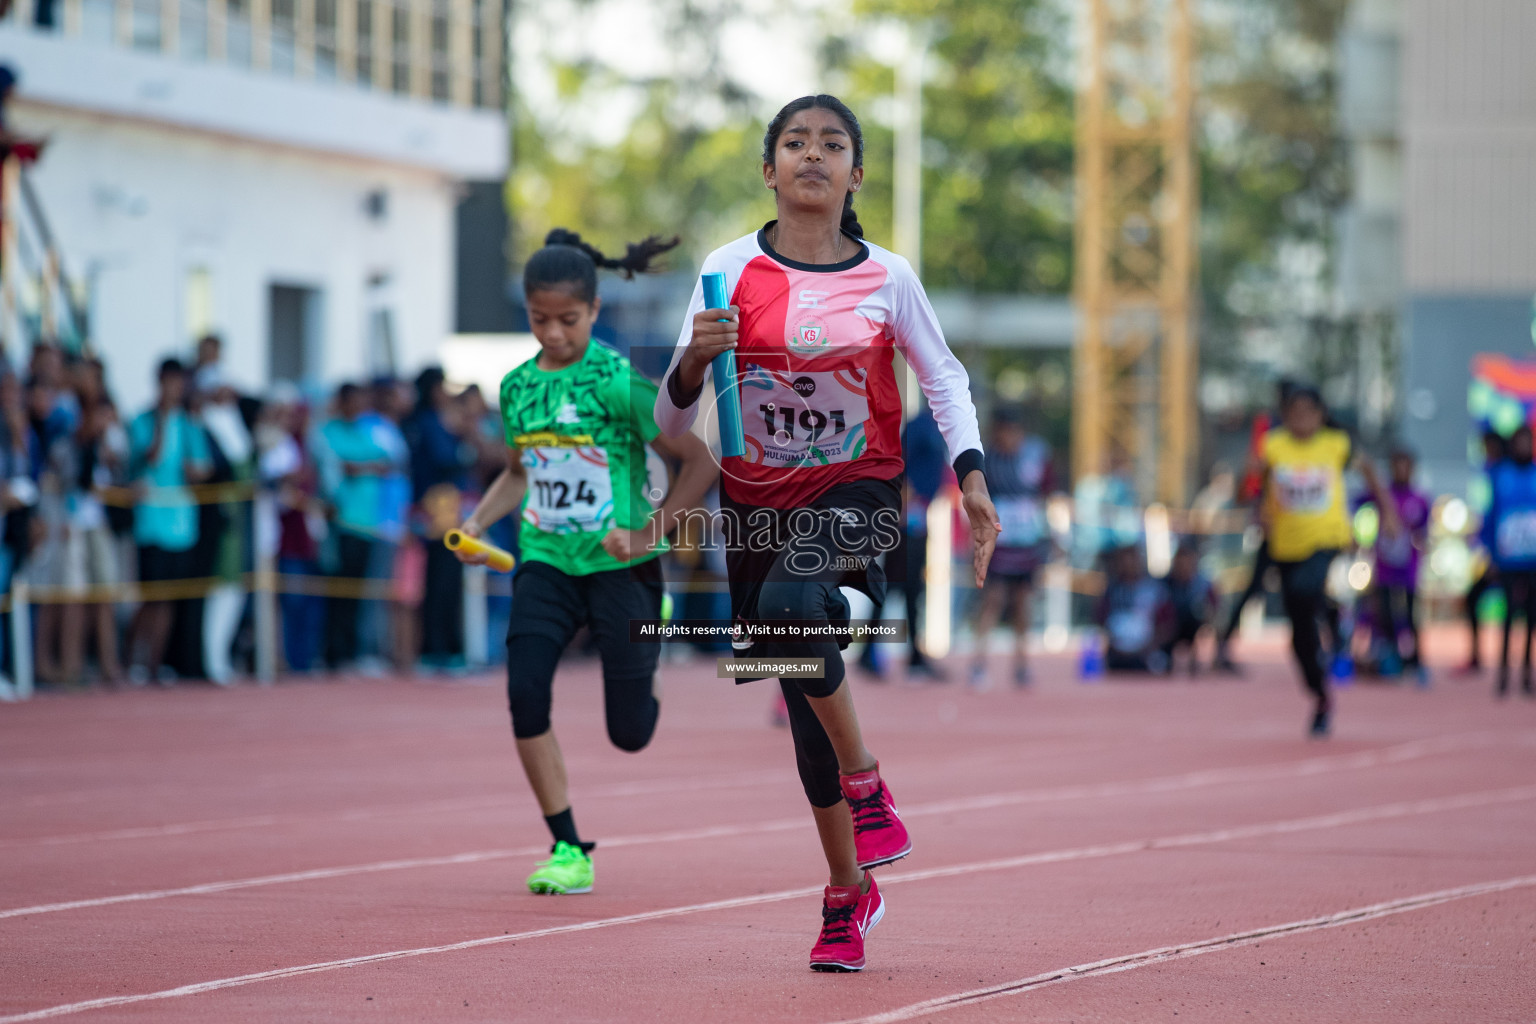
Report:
4,737,1529,921
1,731,1504,849
0,770,798,850
2,784,1532,1020
0,731,1498,853
827,874,1536,1024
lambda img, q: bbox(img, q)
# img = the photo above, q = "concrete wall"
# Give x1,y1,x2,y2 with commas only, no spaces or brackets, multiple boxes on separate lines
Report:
1403,0,1536,293
1396,1,1536,498
17,102,459,412
1402,294,1531,496
0,24,509,412
0,25,506,177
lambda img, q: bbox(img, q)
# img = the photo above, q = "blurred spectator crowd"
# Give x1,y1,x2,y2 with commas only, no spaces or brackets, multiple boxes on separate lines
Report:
0,338,1479,695
0,336,511,690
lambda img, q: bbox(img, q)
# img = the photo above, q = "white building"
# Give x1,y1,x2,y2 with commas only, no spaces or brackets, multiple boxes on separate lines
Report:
1,0,507,411
1338,0,1536,494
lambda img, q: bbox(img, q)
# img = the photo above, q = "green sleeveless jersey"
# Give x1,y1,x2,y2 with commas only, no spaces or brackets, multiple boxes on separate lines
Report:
499,340,666,576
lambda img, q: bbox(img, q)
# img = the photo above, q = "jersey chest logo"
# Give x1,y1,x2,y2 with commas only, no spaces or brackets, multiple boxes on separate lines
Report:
788,316,832,355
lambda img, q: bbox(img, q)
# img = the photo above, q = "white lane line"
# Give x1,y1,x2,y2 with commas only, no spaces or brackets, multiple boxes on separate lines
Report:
0,880,821,1023
0,821,802,921
827,874,1536,1024
898,731,1505,816
0,770,796,850
0,731,1505,850
0,731,1496,854
841,785,1536,890
3,736,1525,921
1,785,1531,1021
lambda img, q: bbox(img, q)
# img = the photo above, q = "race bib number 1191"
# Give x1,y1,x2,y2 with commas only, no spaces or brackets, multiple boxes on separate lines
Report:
739,366,871,468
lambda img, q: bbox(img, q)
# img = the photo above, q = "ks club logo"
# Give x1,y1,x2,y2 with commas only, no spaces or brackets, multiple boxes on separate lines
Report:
788,315,831,355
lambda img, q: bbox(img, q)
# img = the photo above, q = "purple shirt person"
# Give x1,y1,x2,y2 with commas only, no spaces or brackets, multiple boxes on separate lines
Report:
1374,480,1431,589
1355,450,1429,589
1359,447,1432,682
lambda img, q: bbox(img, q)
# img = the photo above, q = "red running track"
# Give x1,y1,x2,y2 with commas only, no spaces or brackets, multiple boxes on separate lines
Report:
2,632,1535,1022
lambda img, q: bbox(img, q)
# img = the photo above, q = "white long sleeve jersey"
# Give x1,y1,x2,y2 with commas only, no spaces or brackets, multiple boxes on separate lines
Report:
655,226,983,508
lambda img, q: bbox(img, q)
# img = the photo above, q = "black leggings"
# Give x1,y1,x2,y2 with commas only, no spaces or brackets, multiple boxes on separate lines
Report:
1499,569,1536,681
864,525,929,663
723,477,901,808
756,575,851,808
1277,550,1336,710
1219,538,1272,644
1374,584,1421,668
421,542,465,659
505,559,663,751
326,531,373,667
506,635,659,751
1162,609,1203,667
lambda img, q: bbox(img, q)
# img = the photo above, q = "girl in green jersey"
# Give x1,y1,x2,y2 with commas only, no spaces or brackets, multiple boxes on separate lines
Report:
455,229,718,894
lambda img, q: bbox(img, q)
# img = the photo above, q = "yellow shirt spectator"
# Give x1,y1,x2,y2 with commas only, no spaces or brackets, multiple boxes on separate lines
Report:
1262,426,1353,562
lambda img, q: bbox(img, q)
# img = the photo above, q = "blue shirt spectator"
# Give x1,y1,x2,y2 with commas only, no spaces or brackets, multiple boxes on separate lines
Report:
1483,429,1536,573
366,379,412,545
128,404,211,553
318,384,391,540
404,366,473,503
903,405,947,505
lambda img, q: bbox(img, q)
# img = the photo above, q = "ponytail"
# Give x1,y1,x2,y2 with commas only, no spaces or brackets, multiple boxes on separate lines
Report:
840,194,864,239
524,229,682,303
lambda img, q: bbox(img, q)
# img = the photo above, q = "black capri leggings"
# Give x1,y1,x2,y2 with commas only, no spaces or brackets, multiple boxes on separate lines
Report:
1219,538,1272,645
505,558,663,752
1498,569,1536,680
1276,549,1337,709
723,476,902,808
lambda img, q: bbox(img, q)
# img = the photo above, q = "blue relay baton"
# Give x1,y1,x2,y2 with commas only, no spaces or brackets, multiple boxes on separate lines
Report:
702,271,745,458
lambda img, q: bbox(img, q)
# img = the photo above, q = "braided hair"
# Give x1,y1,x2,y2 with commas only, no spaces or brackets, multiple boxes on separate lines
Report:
761,94,866,239
524,229,682,304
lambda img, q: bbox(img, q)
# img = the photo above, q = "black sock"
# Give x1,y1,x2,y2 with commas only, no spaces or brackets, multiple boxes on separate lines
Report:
543,808,595,853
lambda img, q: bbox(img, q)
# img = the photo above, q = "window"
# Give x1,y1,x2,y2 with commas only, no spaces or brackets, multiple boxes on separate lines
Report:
268,283,323,385
184,265,215,341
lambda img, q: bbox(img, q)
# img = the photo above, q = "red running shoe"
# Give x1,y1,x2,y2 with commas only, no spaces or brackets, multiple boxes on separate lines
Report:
841,763,912,870
809,875,885,972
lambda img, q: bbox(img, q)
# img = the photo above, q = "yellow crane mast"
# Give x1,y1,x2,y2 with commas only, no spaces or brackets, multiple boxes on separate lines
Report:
1072,0,1198,504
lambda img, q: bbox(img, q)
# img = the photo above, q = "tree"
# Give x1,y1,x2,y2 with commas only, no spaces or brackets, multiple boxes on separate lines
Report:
508,0,1075,293
1197,0,1356,400
823,0,1076,293
507,0,1362,433
506,0,809,266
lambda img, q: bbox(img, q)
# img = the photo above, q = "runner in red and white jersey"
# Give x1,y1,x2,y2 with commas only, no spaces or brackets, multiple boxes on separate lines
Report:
656,94,1001,974
654,198,982,511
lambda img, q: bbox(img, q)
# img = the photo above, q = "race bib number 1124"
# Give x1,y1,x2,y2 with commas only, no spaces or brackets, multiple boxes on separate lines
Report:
522,446,615,534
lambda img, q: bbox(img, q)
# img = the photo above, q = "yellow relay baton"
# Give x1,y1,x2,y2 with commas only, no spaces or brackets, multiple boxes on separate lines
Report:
444,530,516,573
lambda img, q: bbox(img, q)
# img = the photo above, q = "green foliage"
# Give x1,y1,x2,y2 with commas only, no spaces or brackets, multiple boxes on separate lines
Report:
1198,0,1352,374
509,0,1074,292
508,0,1354,370
829,0,1076,293
511,84,769,267
507,0,784,267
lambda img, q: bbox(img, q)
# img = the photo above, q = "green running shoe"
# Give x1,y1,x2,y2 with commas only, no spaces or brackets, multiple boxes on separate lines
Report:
526,841,593,894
